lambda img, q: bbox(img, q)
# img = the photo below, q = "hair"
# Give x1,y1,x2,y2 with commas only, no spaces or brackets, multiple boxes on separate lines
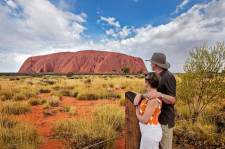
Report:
145,72,161,89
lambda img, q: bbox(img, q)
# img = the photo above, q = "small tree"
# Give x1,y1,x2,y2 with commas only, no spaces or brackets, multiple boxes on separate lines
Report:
178,42,225,123
121,67,130,74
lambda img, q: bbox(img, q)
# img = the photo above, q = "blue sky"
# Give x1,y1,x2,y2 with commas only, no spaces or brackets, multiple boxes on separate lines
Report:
0,0,224,73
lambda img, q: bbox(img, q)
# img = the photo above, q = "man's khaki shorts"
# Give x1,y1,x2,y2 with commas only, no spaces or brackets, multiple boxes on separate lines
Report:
159,124,173,149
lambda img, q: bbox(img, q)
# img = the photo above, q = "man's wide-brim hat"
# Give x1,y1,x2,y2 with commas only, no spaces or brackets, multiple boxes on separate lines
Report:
146,52,170,69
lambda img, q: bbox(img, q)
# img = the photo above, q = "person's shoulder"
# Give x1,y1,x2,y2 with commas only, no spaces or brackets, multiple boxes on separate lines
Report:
147,98,160,106
162,70,175,79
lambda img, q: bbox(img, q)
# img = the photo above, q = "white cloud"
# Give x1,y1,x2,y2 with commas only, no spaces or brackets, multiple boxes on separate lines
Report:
119,26,131,38
1,0,225,73
100,16,121,28
106,29,118,38
6,0,17,8
172,0,190,15
0,0,86,53
133,0,139,2
95,0,225,73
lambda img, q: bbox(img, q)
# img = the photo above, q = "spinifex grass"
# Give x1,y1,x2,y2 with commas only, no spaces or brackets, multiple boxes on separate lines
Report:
0,113,42,149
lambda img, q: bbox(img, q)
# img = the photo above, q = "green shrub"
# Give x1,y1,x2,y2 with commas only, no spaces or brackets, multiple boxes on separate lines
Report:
13,94,26,101
55,119,116,149
1,102,31,115
48,96,60,107
94,105,125,131
28,98,41,106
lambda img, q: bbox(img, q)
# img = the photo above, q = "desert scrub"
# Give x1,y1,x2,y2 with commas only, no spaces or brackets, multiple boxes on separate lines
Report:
13,94,26,101
0,114,42,149
174,115,225,148
50,92,63,99
94,105,125,131
98,91,121,99
55,119,116,149
120,95,125,106
28,98,42,106
0,91,14,101
61,105,71,112
42,103,51,109
0,113,18,128
39,88,51,93
69,106,76,116
47,96,60,107
77,91,99,100
0,102,31,115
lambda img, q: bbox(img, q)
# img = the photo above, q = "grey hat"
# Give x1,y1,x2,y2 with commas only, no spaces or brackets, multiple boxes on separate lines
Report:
146,52,170,69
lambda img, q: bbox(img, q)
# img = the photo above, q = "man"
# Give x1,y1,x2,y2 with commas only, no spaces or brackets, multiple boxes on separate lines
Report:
134,52,176,149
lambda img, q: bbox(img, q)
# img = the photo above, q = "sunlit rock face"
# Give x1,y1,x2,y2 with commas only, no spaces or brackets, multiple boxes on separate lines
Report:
18,50,148,73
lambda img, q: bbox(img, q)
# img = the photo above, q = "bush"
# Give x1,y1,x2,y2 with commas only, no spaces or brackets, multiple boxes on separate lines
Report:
77,92,99,100
28,98,42,106
61,105,71,112
39,89,51,93
48,96,60,107
55,119,116,149
94,105,125,131
52,86,60,91
51,92,63,100
0,113,42,149
1,102,31,115
43,103,51,109
174,114,225,148
66,72,74,77
84,78,91,84
13,94,26,101
99,91,121,100
0,92,14,101
0,113,18,128
69,106,76,116
121,67,130,74
60,89,71,96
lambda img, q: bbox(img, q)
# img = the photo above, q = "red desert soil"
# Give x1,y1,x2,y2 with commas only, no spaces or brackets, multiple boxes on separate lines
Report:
15,93,125,149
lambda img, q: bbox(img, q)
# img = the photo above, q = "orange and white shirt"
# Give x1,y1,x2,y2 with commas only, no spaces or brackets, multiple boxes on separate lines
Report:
139,98,162,125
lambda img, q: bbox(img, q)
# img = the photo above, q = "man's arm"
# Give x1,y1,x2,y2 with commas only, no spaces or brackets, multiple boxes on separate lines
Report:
144,92,176,104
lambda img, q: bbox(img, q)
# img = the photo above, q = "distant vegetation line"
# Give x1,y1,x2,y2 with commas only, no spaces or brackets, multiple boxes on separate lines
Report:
0,72,182,76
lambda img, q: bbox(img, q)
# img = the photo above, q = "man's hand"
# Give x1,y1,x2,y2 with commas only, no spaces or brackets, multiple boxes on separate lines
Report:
134,94,142,106
145,92,161,100
146,91,176,104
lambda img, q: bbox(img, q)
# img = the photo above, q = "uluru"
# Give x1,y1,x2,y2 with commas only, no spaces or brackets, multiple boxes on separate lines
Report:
18,50,148,73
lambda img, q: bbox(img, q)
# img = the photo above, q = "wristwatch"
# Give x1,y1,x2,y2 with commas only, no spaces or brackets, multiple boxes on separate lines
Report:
161,93,164,99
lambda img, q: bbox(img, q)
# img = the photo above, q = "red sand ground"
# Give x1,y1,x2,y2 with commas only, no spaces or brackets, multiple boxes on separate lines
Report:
16,93,125,149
